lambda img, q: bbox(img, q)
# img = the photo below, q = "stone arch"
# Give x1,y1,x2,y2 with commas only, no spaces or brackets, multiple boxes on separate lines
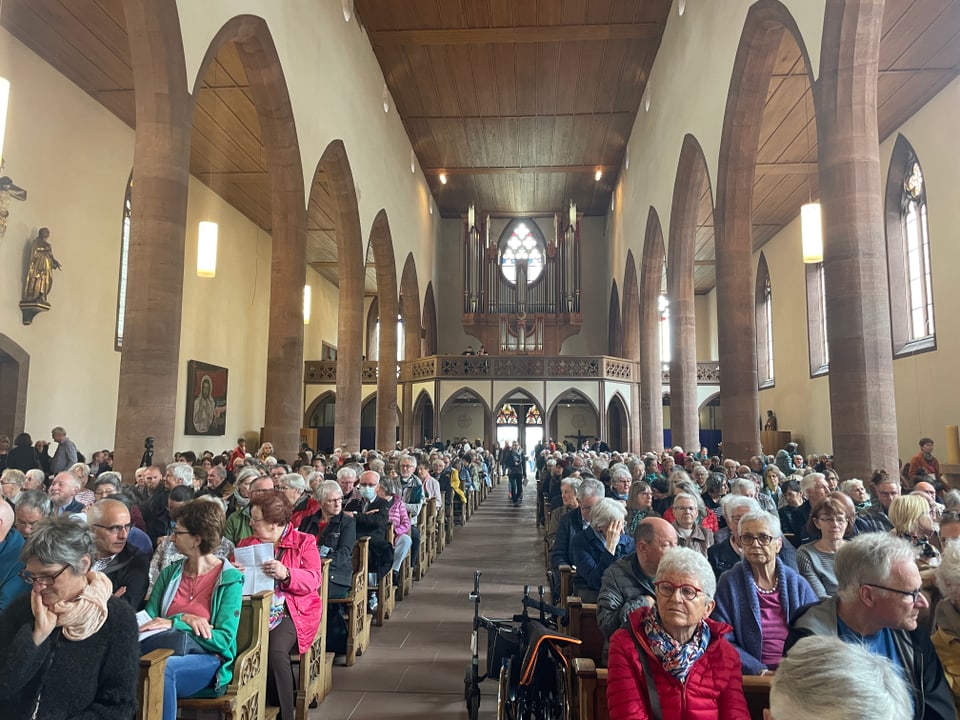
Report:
311,140,365,453
303,390,336,453
667,134,714,452
439,388,492,448
546,389,600,446
715,0,814,462
608,280,623,357
0,334,29,438
606,392,630,453
366,210,400,451
190,15,307,461
639,207,667,451
621,251,640,362
422,282,438,356
399,253,422,361
114,0,192,474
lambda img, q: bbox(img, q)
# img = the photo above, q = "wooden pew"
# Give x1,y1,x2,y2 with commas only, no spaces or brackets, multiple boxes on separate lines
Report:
566,598,604,665
436,497,447,554
375,524,396,626
573,658,607,720
291,559,332,720
138,649,173,720
177,590,272,720
396,532,413,602
742,675,773,720
419,498,438,576
327,536,371,666
557,564,575,609
445,500,455,544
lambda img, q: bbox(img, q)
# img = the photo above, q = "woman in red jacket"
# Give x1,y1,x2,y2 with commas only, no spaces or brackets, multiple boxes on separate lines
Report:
237,490,322,720
607,547,749,720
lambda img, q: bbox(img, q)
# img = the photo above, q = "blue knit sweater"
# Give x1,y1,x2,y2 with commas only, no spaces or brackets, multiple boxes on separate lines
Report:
712,558,817,674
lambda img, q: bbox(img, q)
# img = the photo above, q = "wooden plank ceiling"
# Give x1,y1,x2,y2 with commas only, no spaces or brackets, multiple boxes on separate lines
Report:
2,0,958,296
355,0,672,218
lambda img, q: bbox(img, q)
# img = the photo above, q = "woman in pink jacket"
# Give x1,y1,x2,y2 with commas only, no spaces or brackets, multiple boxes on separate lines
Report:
238,490,322,720
378,476,412,586
607,547,749,720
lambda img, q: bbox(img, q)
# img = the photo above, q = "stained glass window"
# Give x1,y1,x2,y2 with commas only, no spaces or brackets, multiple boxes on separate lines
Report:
525,406,542,425
902,160,934,342
115,174,133,350
497,403,518,425
755,254,774,387
500,221,545,285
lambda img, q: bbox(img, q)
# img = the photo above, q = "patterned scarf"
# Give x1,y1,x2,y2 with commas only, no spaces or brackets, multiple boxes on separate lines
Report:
54,571,112,641
642,609,710,683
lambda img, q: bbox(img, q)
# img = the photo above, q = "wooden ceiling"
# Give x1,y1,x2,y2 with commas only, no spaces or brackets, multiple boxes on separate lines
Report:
355,0,672,218
2,0,958,296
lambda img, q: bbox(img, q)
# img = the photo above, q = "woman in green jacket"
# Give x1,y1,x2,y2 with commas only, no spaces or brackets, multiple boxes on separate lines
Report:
140,498,244,720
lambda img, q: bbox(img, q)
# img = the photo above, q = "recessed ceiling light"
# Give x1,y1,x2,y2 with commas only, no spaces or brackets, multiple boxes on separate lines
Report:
410,149,415,173
342,0,352,22
382,84,390,113
678,0,686,16
594,170,603,182
439,173,447,185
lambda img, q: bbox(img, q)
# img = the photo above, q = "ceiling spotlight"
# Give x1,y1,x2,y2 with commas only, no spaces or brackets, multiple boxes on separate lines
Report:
382,84,390,113
410,149,416,174
678,0,686,16
644,90,651,112
594,170,603,182
439,172,448,185
342,0,352,22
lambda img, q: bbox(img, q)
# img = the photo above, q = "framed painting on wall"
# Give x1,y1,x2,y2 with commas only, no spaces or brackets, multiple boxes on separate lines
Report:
184,360,228,436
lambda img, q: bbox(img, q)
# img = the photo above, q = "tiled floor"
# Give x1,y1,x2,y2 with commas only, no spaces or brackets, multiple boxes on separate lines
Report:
313,478,546,719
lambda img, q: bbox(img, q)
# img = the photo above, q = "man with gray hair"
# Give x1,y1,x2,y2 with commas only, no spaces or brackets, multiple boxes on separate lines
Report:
550,477,605,574
47,471,84,515
769,636,912,720
22,468,45,492
14,490,50,538
786,533,953,720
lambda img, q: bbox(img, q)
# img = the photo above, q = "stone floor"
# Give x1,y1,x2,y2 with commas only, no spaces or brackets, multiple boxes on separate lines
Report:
312,478,545,720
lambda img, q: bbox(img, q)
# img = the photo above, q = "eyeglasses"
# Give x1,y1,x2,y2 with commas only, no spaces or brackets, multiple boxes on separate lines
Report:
674,506,697,513
864,583,923,604
740,533,775,547
93,523,132,535
654,581,704,601
19,565,70,586
171,529,194,536
816,515,847,525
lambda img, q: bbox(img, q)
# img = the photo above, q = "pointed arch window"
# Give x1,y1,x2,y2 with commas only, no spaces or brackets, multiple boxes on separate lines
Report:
499,220,545,285
806,262,829,376
115,173,133,350
755,254,774,388
885,135,936,356
658,295,671,368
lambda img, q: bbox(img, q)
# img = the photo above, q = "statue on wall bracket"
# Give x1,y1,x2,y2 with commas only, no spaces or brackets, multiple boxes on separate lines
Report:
0,176,27,237
20,227,61,325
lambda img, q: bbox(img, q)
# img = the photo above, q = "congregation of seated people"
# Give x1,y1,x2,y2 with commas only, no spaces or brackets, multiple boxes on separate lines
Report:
534,436,960,720
0,428,494,719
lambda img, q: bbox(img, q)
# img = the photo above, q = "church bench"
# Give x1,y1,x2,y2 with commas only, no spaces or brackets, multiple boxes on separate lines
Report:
742,674,773,720
445,499,455,543
327,536,371,666
573,657,607,720
177,590,272,720
566,597,604,665
375,524,396,626
138,648,172,720
556,564,575,609
396,534,413,602
418,498,438,577
436,496,447,555
290,559,332,720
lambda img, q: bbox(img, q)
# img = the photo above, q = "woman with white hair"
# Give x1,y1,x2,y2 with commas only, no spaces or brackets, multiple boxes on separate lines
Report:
277,473,317,529
570,497,631,602
607,547,749,719
670,492,713,557
933,541,960,710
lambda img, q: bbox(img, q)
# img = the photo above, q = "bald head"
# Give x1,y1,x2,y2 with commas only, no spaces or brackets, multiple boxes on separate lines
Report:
0,501,13,541
635,517,678,577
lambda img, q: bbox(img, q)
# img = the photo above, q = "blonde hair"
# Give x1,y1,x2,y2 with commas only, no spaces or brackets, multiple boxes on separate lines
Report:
887,494,931,536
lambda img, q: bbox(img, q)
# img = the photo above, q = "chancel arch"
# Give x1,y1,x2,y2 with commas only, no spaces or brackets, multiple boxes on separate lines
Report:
304,390,336,453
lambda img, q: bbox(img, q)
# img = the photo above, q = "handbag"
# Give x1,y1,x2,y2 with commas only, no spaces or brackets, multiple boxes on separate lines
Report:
140,628,207,656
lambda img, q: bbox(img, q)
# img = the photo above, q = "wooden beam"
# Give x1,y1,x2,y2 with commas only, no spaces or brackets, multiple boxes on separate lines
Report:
371,23,661,46
425,164,618,176
310,261,375,268
405,111,636,121
195,171,267,184
755,162,818,175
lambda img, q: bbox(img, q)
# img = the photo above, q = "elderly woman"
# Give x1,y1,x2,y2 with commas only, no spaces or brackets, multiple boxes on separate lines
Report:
237,490,322,720
762,466,785,507
664,479,719,533
840,477,871,511
0,516,139,719
670,492,714,557
278,472,318,529
607,547,750,719
701,473,729,528
626,479,658,534
889,494,941,572
795,496,851,598
299,480,356,599
571,497,632,602
933,542,960,710
0,468,24,506
546,476,581,548
141,499,243,720
378,476,412,585
712,510,817,675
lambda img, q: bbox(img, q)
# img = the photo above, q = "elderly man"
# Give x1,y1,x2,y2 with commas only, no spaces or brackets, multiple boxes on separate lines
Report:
1,469,24,508
770,636,912,720
786,533,954,720
88,498,149,610
143,462,196,543
48,471,84,515
550,478,606,573
13,490,50,538
855,475,900,534
225,475,274,544
0,500,30,611
45,426,78,475
398,455,423,569
780,473,830,547
597,517,678,644
337,465,362,506
200,464,230,499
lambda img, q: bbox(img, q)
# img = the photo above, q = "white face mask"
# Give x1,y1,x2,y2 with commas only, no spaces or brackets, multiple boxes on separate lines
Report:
359,485,376,501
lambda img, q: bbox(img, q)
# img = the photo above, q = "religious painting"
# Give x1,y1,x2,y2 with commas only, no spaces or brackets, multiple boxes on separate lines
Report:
184,360,227,436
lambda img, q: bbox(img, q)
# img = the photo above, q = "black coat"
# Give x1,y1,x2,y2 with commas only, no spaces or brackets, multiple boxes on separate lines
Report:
100,544,150,611
4,446,39,473
0,593,139,720
299,511,357,589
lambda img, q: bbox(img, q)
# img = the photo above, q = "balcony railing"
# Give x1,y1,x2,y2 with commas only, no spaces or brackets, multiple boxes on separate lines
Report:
304,357,721,385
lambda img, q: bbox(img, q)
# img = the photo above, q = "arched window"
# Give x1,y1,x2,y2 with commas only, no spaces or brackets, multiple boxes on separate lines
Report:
499,220,545,285
885,135,935,355
115,173,132,350
658,294,671,367
755,253,774,387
